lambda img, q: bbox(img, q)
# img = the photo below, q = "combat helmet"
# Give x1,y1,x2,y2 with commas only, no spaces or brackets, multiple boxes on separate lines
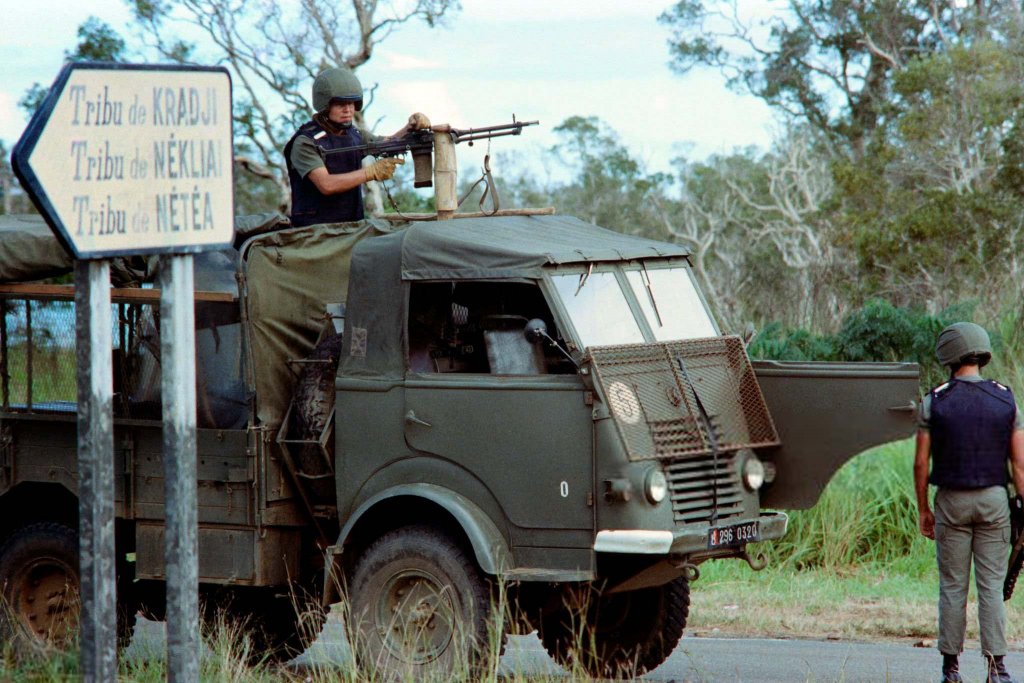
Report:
312,67,363,112
936,322,992,368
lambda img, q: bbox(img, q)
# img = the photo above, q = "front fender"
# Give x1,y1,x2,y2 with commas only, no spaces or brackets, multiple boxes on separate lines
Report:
337,483,511,575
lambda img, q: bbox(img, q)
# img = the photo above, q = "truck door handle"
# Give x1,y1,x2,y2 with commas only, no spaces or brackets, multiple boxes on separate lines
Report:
887,400,918,413
405,410,432,428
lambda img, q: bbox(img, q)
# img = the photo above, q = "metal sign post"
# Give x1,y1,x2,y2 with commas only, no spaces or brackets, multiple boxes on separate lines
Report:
12,61,233,681
74,259,116,682
160,255,199,681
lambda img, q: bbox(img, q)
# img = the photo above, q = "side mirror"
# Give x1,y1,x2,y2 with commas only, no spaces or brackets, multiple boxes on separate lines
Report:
525,318,581,370
524,318,549,345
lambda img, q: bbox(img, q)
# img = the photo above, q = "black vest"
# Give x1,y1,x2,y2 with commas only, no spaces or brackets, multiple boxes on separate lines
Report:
284,121,364,227
929,378,1016,489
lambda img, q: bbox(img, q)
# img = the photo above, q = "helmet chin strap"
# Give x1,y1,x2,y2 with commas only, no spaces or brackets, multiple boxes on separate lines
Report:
313,111,349,135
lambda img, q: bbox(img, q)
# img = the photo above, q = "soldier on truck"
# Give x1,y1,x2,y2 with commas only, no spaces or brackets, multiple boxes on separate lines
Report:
284,67,429,226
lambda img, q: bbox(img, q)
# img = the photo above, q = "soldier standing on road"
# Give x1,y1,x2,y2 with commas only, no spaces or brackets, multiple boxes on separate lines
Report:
284,67,431,227
915,322,1024,683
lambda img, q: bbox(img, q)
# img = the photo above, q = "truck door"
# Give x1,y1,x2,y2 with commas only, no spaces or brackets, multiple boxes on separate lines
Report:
403,281,593,533
752,360,920,509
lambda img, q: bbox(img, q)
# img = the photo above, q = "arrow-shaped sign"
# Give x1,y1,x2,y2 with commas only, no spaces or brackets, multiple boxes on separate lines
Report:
12,62,234,259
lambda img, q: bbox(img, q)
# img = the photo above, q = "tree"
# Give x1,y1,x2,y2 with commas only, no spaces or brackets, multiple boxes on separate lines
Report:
831,27,1024,310
544,116,671,235
659,1,1022,159
663,1,1024,317
18,16,128,118
128,0,460,211
667,132,848,330
70,16,128,61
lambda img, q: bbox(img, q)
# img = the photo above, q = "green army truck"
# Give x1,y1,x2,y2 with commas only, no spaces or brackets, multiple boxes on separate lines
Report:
0,211,918,677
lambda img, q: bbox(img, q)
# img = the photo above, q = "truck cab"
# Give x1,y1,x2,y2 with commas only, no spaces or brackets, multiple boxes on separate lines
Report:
326,214,918,677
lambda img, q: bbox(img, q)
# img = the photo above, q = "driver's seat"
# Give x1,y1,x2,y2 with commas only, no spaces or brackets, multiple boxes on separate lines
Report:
481,315,546,375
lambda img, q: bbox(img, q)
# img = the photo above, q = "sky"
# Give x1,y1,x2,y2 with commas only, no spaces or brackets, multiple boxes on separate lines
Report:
0,0,777,183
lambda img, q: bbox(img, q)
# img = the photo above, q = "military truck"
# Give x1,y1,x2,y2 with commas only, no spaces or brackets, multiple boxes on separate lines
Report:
0,210,918,677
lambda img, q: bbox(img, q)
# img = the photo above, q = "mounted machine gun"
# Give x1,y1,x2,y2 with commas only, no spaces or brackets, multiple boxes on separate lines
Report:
327,117,539,219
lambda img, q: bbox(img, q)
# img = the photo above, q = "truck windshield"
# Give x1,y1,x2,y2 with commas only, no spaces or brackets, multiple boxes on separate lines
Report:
551,271,644,347
625,267,717,341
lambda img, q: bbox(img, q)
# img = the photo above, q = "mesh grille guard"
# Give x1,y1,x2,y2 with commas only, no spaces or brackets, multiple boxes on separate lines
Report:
586,336,780,461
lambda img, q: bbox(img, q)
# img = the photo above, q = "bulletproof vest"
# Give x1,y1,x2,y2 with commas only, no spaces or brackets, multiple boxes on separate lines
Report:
285,121,364,227
929,379,1016,489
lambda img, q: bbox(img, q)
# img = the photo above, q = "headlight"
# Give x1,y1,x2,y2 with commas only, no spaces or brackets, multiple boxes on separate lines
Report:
645,469,668,504
742,454,766,491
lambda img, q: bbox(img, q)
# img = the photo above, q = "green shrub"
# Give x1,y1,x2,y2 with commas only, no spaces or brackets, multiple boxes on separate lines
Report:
748,299,998,391
745,322,836,361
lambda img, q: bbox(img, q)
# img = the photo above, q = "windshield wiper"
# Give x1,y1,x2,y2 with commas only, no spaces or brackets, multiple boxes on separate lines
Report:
640,262,663,327
574,263,593,297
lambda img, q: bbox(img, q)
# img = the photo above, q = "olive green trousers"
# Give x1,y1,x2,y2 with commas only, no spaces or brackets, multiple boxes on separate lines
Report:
934,486,1010,657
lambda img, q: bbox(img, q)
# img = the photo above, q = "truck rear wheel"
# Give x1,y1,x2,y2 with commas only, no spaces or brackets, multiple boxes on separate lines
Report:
0,522,136,659
538,576,689,678
347,525,499,680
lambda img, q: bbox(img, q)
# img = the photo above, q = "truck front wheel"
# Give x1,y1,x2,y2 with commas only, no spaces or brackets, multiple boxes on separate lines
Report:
347,525,499,679
538,576,690,678
0,522,136,658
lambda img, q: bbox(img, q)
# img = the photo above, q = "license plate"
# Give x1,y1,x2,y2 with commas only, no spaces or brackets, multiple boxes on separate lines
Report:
708,520,760,549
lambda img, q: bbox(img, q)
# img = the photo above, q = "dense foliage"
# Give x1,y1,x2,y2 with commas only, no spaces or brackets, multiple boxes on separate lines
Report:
746,299,986,389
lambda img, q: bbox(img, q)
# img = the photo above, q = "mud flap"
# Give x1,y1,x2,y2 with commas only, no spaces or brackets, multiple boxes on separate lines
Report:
753,360,919,510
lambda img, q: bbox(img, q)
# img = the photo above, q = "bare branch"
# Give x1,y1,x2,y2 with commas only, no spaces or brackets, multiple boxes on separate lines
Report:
130,0,458,206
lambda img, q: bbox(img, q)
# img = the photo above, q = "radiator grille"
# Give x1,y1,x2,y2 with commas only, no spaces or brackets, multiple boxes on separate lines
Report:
665,452,745,524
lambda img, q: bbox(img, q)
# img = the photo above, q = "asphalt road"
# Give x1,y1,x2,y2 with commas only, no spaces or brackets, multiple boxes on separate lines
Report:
126,615,1024,682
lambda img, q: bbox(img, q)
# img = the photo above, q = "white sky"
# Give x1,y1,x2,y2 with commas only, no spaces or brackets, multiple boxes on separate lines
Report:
0,0,776,180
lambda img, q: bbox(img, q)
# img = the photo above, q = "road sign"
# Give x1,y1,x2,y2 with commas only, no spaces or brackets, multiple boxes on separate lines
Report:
12,62,234,259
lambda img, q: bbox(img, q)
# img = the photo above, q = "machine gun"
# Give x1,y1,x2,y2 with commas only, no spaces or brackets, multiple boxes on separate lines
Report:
326,118,538,188
1004,493,1024,600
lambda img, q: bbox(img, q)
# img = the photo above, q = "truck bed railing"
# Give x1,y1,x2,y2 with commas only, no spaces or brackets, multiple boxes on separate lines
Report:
0,284,237,416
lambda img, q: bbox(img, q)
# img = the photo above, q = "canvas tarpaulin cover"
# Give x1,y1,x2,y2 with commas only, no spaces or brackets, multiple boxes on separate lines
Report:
0,213,289,285
399,214,689,281
0,214,74,282
241,219,398,429
0,213,148,285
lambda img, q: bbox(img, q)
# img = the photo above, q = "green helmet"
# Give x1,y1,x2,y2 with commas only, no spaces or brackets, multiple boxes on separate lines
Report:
936,322,992,368
312,67,363,112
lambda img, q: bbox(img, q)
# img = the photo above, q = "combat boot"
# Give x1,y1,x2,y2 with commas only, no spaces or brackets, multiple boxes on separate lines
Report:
941,654,963,683
988,655,1018,683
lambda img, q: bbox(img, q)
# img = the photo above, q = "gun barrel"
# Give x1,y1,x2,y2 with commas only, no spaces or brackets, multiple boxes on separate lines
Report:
321,120,539,157
455,129,533,144
450,120,539,139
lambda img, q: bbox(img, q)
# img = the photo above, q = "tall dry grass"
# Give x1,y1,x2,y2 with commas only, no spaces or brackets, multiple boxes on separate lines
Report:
765,441,933,576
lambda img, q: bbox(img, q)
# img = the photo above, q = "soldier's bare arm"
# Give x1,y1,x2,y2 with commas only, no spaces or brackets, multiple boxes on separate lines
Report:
914,429,934,539
1010,429,1024,496
307,157,403,195
307,165,369,195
